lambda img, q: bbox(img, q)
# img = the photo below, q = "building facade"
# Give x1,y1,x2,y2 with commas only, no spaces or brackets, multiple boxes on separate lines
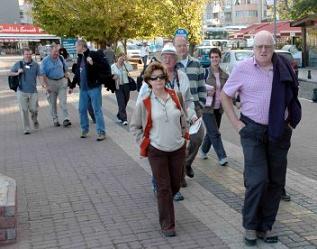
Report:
203,0,268,27
0,0,20,24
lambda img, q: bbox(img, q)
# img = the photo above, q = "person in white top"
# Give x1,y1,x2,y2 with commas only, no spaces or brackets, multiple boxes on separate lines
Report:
111,52,133,125
130,62,188,237
140,42,149,69
136,43,198,201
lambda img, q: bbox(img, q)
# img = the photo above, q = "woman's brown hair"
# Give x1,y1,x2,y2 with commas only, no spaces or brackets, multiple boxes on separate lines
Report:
143,62,168,87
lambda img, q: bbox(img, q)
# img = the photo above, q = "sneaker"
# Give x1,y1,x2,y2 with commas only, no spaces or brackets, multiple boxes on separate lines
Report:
54,121,61,127
24,130,31,135
199,149,208,159
63,119,72,127
173,192,184,201
244,229,257,246
122,121,128,126
33,121,39,129
219,157,228,166
96,132,106,141
80,131,88,138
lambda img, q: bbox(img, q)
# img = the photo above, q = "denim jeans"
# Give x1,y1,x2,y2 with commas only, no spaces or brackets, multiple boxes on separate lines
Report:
79,86,105,134
201,112,227,160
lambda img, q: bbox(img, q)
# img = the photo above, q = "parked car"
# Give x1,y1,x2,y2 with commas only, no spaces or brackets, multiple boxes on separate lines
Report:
193,45,214,68
275,50,299,78
127,44,142,64
220,50,253,74
281,45,302,67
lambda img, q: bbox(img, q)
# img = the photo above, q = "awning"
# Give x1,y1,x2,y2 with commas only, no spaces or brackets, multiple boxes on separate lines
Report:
291,14,317,27
0,34,60,41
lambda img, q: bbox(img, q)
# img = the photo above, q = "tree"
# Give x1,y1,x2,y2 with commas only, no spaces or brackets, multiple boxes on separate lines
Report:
277,0,317,20
31,0,208,47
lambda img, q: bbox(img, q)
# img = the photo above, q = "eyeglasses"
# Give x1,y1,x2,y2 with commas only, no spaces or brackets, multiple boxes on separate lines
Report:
255,45,274,50
150,75,166,81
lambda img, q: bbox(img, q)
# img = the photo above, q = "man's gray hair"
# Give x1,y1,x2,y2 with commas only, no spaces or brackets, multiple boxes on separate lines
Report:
77,39,88,49
22,47,32,54
253,30,275,47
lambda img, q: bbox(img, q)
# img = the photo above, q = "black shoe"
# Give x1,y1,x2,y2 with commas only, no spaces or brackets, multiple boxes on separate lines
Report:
186,166,194,178
161,229,176,237
281,192,291,202
245,229,257,246
63,119,72,127
257,230,278,244
181,179,187,188
54,121,61,127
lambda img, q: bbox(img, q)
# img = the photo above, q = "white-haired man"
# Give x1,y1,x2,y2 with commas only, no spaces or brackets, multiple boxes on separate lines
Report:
221,31,301,246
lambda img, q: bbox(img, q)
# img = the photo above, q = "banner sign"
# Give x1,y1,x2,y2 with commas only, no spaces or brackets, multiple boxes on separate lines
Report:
0,24,47,34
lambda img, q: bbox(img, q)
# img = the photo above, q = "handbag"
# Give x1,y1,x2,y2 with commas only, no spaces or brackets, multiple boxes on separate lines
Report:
123,63,137,91
8,61,23,92
127,76,137,91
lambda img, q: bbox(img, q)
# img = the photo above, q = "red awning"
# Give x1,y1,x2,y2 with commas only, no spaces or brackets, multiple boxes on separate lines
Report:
232,21,301,38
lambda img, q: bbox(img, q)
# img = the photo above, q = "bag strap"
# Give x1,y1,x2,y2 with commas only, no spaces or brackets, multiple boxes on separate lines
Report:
18,60,24,83
143,95,152,139
123,63,131,76
59,55,66,73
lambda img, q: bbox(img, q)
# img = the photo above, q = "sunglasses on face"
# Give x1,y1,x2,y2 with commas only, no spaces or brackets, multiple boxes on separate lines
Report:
150,75,166,81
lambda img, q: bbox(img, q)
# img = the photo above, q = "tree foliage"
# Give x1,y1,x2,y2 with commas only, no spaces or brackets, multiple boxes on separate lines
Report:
31,0,207,45
277,0,317,20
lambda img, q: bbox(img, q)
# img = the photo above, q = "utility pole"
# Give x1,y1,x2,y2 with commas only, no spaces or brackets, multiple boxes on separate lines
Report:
273,0,277,42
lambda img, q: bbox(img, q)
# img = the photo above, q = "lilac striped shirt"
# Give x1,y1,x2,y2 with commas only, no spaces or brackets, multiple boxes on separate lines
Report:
223,57,273,125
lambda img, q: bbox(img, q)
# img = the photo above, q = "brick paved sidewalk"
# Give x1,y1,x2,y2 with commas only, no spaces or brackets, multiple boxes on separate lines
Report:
0,76,317,249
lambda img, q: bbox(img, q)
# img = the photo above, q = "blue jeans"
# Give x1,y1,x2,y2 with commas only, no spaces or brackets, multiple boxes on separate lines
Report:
79,86,105,134
201,112,227,160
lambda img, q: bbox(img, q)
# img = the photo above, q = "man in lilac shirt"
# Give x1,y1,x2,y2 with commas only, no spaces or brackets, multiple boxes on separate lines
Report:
221,31,301,246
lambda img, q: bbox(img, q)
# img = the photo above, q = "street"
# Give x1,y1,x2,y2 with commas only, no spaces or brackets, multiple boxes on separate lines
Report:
0,72,317,248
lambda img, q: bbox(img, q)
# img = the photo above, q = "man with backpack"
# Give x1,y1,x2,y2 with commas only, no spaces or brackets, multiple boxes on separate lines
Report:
70,39,110,141
10,48,41,134
40,44,72,128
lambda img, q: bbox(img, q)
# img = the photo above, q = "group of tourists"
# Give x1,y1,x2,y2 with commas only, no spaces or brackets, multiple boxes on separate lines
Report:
10,30,301,246
131,30,301,245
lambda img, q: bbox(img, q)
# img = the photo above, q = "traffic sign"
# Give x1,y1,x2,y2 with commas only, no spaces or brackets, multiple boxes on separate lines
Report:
174,28,188,38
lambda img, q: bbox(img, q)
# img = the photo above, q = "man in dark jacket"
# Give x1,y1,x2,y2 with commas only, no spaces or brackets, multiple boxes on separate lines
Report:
71,39,111,141
221,31,301,246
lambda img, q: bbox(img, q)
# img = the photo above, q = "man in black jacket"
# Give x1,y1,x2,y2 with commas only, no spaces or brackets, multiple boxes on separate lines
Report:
71,39,110,141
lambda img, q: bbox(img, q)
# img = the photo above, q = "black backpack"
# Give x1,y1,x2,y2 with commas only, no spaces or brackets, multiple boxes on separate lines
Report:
8,61,23,92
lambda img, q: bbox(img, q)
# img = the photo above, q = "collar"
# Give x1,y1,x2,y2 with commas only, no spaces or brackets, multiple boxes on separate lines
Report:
253,57,273,71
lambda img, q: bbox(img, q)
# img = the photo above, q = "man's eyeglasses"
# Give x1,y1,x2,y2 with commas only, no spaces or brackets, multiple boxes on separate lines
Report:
150,75,166,81
255,45,274,50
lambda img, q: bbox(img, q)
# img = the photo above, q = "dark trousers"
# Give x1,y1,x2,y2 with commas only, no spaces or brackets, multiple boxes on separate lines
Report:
201,109,226,160
185,123,205,169
240,114,292,231
148,143,186,231
115,84,130,122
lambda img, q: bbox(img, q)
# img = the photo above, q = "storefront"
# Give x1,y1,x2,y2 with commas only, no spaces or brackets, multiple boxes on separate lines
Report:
291,15,317,67
0,24,60,55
